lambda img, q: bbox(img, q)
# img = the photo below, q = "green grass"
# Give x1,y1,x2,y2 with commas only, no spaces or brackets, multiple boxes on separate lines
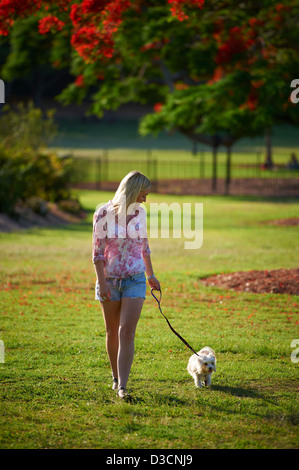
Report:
0,191,298,449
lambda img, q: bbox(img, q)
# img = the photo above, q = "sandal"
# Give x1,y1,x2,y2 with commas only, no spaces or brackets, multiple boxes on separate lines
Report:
117,386,132,401
112,377,118,391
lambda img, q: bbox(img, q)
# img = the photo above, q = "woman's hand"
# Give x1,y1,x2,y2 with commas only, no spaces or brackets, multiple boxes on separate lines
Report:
144,255,160,292
148,276,161,292
99,282,111,302
94,261,111,302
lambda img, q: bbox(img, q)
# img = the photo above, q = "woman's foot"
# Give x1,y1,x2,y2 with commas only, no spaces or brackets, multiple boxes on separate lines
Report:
117,386,132,401
112,377,118,391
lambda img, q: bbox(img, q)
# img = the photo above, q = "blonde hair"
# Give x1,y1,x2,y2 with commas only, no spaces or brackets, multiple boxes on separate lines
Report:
112,170,151,215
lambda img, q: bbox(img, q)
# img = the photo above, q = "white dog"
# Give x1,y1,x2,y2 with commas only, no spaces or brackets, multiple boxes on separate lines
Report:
187,347,216,388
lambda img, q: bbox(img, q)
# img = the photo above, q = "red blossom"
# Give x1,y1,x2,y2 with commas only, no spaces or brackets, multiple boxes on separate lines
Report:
71,24,115,61
0,17,13,36
251,79,264,89
174,82,189,90
45,0,73,12
82,0,108,15
246,91,259,111
140,42,158,52
154,103,163,112
239,87,259,112
74,74,85,87
38,15,65,34
207,66,224,84
261,44,277,61
69,0,131,61
0,0,41,16
168,0,204,21
248,17,264,28
71,25,101,61
215,25,257,65
140,39,169,52
0,0,41,35
0,0,207,61
70,3,83,26
275,3,290,12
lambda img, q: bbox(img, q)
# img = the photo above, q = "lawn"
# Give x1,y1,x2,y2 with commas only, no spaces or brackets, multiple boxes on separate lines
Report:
0,191,298,449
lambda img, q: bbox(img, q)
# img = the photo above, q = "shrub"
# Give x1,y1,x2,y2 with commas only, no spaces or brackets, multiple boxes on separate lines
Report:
0,147,76,215
0,147,24,215
0,102,77,215
0,101,57,151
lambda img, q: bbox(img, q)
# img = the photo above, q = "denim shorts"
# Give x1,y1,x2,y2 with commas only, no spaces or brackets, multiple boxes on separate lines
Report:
95,272,146,301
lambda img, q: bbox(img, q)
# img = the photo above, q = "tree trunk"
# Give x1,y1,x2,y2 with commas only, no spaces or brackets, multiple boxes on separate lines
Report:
225,145,232,195
212,146,217,192
264,129,274,168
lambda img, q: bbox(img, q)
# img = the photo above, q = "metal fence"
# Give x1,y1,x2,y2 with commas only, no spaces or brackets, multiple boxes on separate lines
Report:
71,148,299,197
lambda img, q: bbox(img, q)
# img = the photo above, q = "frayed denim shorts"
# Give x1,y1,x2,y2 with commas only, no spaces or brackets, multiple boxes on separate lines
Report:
95,272,146,302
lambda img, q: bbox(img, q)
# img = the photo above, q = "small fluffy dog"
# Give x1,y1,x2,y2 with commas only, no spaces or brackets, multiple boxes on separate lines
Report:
187,347,216,388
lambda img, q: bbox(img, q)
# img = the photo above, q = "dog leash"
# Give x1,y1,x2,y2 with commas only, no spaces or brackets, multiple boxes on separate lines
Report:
151,288,199,357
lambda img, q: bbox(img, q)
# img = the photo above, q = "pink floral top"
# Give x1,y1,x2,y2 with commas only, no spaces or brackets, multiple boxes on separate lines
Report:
92,200,151,278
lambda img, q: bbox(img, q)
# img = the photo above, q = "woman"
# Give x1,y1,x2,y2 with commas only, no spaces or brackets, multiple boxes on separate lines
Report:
92,171,160,400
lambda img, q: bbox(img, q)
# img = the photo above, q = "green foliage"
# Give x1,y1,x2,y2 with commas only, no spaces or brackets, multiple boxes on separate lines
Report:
0,101,57,151
1,16,52,80
0,102,75,214
0,147,75,214
0,147,24,215
55,0,299,146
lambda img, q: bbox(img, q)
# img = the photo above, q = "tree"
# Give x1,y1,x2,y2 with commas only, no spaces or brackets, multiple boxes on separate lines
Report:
0,14,71,108
1,0,298,189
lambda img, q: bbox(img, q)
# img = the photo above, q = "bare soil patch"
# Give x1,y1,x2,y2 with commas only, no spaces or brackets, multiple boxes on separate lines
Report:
262,218,299,226
201,268,299,295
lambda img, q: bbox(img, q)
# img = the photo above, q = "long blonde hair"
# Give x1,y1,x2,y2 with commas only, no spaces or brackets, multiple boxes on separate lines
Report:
112,170,151,215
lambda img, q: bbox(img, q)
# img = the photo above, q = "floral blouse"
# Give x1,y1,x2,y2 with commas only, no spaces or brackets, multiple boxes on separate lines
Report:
92,200,151,278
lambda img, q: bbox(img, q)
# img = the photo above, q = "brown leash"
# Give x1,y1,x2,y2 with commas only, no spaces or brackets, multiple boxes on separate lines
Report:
151,288,199,357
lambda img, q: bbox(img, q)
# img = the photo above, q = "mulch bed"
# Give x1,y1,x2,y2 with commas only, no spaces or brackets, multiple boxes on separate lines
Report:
262,218,299,226
201,268,299,295
0,204,86,232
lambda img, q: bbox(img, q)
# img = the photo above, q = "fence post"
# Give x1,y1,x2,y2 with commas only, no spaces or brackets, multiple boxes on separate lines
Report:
225,146,232,195
147,149,152,179
200,151,205,179
103,149,108,181
96,157,101,191
192,140,198,156
212,147,217,192
152,158,158,192
256,149,261,177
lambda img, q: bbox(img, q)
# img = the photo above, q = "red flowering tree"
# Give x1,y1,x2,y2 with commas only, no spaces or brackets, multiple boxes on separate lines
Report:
1,0,298,186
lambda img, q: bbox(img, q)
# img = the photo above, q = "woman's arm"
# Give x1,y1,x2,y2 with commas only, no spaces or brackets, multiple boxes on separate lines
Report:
92,207,111,301
94,261,111,301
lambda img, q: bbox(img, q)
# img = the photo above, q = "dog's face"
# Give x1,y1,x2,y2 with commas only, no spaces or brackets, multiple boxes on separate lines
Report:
198,355,216,375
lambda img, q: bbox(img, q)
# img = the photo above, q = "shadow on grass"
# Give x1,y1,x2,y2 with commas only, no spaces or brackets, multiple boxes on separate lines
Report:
133,391,189,407
213,384,258,397
212,384,275,403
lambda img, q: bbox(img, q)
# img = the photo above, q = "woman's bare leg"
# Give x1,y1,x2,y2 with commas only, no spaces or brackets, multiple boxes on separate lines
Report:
100,300,121,381
118,297,144,390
